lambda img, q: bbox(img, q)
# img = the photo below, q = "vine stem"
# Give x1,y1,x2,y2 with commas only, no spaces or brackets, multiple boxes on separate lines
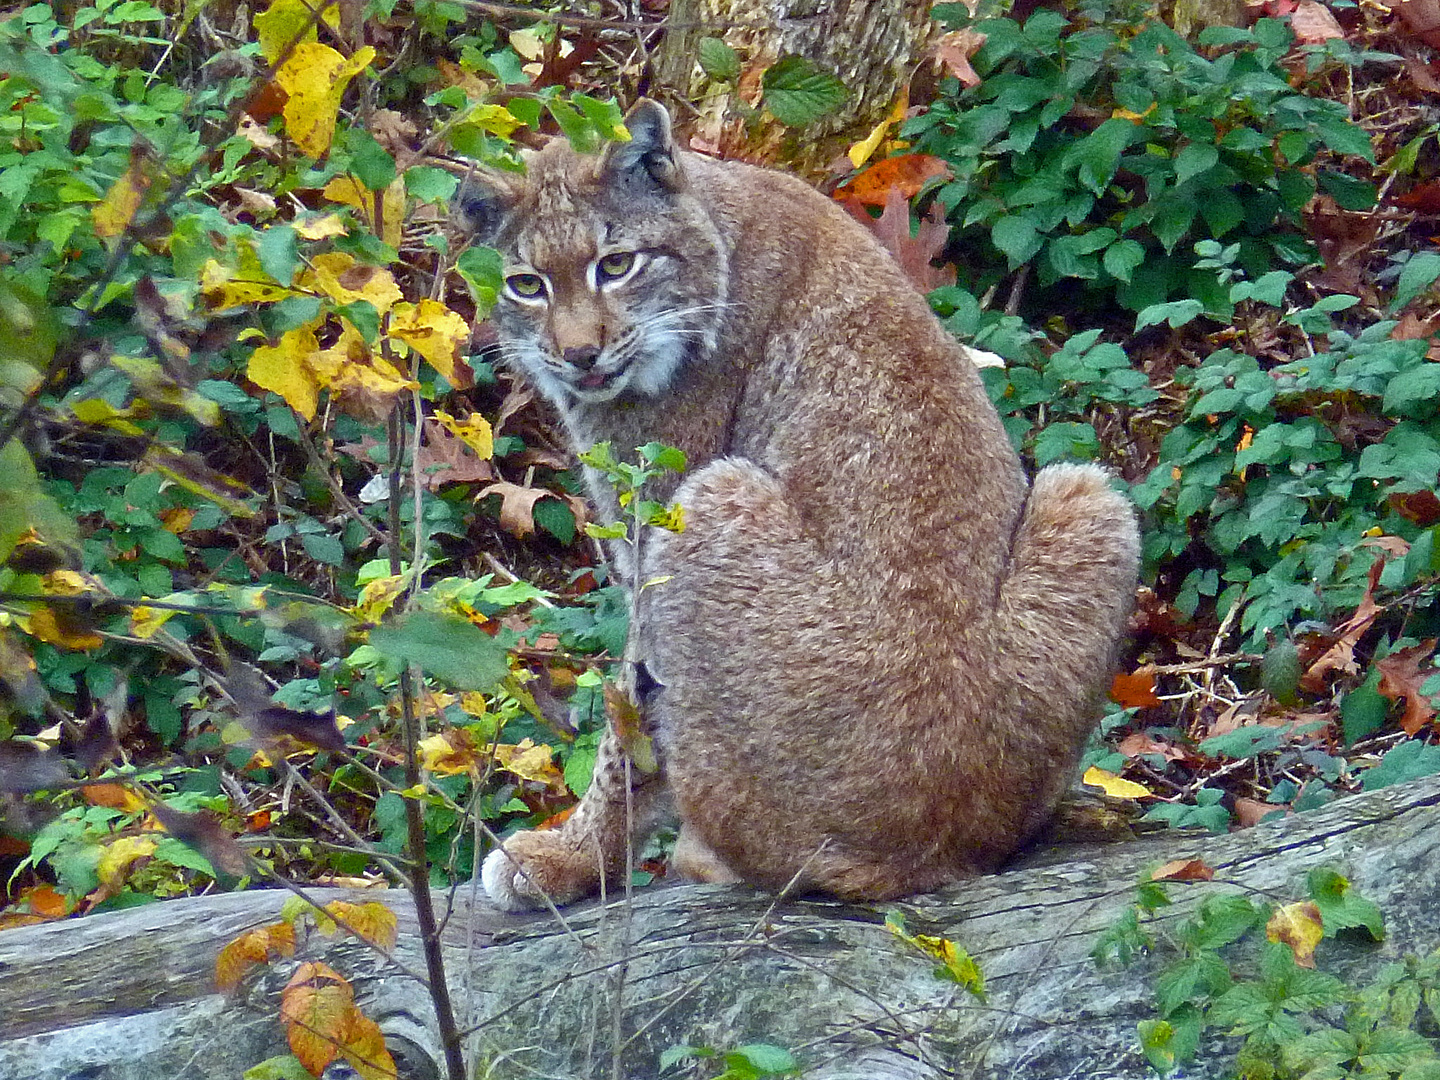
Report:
387,405,467,1080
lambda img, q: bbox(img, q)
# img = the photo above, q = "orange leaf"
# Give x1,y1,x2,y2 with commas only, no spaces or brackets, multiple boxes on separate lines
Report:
833,154,951,208
340,1010,399,1080
1300,556,1384,691
23,883,69,919
281,961,355,1076
215,921,297,991
1151,859,1215,882
1110,670,1162,708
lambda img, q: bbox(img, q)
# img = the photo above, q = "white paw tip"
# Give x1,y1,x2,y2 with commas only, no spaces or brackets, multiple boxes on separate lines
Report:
481,846,529,911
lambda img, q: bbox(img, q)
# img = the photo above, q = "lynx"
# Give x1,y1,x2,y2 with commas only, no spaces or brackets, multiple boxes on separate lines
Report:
454,100,1141,910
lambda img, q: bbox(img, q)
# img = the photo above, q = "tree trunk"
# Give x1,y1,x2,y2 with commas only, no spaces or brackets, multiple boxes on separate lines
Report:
655,0,934,166
4,775,1440,1079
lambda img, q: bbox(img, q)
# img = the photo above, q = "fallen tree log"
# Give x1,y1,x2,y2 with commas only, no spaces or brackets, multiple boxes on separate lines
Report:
3,773,1440,1080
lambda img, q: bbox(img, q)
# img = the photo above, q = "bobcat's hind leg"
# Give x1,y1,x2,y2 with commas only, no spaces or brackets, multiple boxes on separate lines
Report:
481,717,669,911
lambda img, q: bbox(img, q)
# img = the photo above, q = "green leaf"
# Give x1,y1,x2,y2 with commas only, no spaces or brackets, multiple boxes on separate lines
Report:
404,166,459,204
1103,239,1145,283
761,56,847,127
1174,143,1219,186
1073,118,1135,196
1135,299,1203,331
256,224,298,286
1342,677,1389,744
992,215,1042,268
728,1043,798,1075
639,442,687,473
346,130,397,192
367,611,511,691
457,245,504,318
698,37,740,81
243,1054,316,1080
1383,364,1440,413
1393,251,1440,311
1308,867,1386,941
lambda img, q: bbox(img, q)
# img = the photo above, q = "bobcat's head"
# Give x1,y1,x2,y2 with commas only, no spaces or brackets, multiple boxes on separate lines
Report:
453,101,729,408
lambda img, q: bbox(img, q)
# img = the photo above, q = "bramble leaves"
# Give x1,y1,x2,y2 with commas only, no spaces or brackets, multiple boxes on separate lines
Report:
761,56,848,127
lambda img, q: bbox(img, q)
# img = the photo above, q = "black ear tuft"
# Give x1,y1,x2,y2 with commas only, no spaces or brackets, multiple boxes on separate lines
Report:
450,173,515,243
599,99,681,196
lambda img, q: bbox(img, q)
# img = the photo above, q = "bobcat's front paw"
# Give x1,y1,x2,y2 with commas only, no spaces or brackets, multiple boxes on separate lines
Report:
481,828,603,911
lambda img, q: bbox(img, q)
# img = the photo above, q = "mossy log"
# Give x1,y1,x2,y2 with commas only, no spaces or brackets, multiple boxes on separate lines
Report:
3,774,1440,1079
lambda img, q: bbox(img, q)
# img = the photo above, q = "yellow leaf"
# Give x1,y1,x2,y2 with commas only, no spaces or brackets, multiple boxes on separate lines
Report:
275,43,377,159
389,301,469,384
69,396,144,435
1081,766,1151,800
248,323,322,419
130,604,178,639
303,252,402,316
353,573,409,622
294,212,349,240
253,0,340,65
1113,103,1157,122
432,408,493,460
91,143,155,241
466,102,524,138
419,731,480,776
200,252,295,311
847,93,908,169
321,176,405,249
492,739,562,786
322,900,398,949
26,605,103,649
1267,901,1325,968
42,569,88,595
97,835,158,888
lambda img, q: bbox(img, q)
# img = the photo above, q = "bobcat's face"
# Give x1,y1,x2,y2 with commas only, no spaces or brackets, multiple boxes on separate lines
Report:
457,113,729,409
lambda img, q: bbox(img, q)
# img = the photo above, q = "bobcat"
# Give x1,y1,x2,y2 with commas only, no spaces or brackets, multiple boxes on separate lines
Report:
455,99,1141,910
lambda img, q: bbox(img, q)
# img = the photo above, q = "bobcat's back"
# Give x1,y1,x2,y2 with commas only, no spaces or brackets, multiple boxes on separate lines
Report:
461,101,1141,905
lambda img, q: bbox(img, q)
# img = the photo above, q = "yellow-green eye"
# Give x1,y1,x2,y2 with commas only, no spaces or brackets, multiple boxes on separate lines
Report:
596,252,636,281
507,273,546,299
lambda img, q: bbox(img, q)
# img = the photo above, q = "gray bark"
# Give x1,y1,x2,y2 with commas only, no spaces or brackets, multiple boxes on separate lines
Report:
3,775,1440,1079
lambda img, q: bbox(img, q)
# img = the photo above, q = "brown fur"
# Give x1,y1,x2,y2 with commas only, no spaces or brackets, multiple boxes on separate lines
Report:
460,101,1141,910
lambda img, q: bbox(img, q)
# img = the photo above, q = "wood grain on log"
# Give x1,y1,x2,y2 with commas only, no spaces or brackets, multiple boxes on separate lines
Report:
2,775,1438,1079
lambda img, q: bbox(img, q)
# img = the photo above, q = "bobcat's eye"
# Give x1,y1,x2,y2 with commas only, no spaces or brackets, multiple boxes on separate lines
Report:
596,251,637,282
506,273,547,300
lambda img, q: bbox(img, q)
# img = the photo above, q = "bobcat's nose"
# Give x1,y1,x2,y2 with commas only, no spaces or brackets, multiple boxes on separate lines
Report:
563,345,601,371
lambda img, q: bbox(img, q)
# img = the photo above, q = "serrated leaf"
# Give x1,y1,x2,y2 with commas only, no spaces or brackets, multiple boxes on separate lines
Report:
761,56,847,127
698,36,740,80
274,43,377,159
367,611,510,691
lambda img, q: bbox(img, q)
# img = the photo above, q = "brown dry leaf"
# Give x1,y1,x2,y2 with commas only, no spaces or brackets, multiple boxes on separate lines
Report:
1116,731,1189,762
215,921,297,991
1110,670,1162,708
1388,489,1440,525
149,802,249,876
417,419,494,491
320,900,398,949
1299,557,1384,691
478,480,552,537
237,112,282,149
847,187,957,292
933,29,986,87
604,682,659,774
281,961,355,1075
833,154,951,207
21,883,69,919
233,188,277,218
369,108,417,155
1376,639,1439,735
1234,797,1281,828
1151,859,1215,882
1397,0,1440,47
1267,901,1325,967
1403,54,1440,93
1290,0,1344,43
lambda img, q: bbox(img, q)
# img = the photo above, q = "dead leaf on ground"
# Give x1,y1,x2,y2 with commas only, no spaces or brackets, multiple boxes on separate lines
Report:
1299,556,1385,691
417,418,494,490
478,480,554,538
1403,53,1440,93
932,29,986,87
1116,731,1190,762
1290,0,1345,43
1235,797,1283,828
1080,765,1150,799
843,186,957,292
1376,639,1439,735
1388,489,1440,525
1151,859,1215,882
1397,0,1440,48
1110,670,1162,708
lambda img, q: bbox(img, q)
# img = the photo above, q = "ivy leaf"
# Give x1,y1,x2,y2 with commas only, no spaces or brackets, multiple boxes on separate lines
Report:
761,56,847,127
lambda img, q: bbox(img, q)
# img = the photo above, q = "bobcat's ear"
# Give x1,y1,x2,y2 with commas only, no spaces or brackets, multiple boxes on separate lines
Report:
599,99,682,196
450,170,519,244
